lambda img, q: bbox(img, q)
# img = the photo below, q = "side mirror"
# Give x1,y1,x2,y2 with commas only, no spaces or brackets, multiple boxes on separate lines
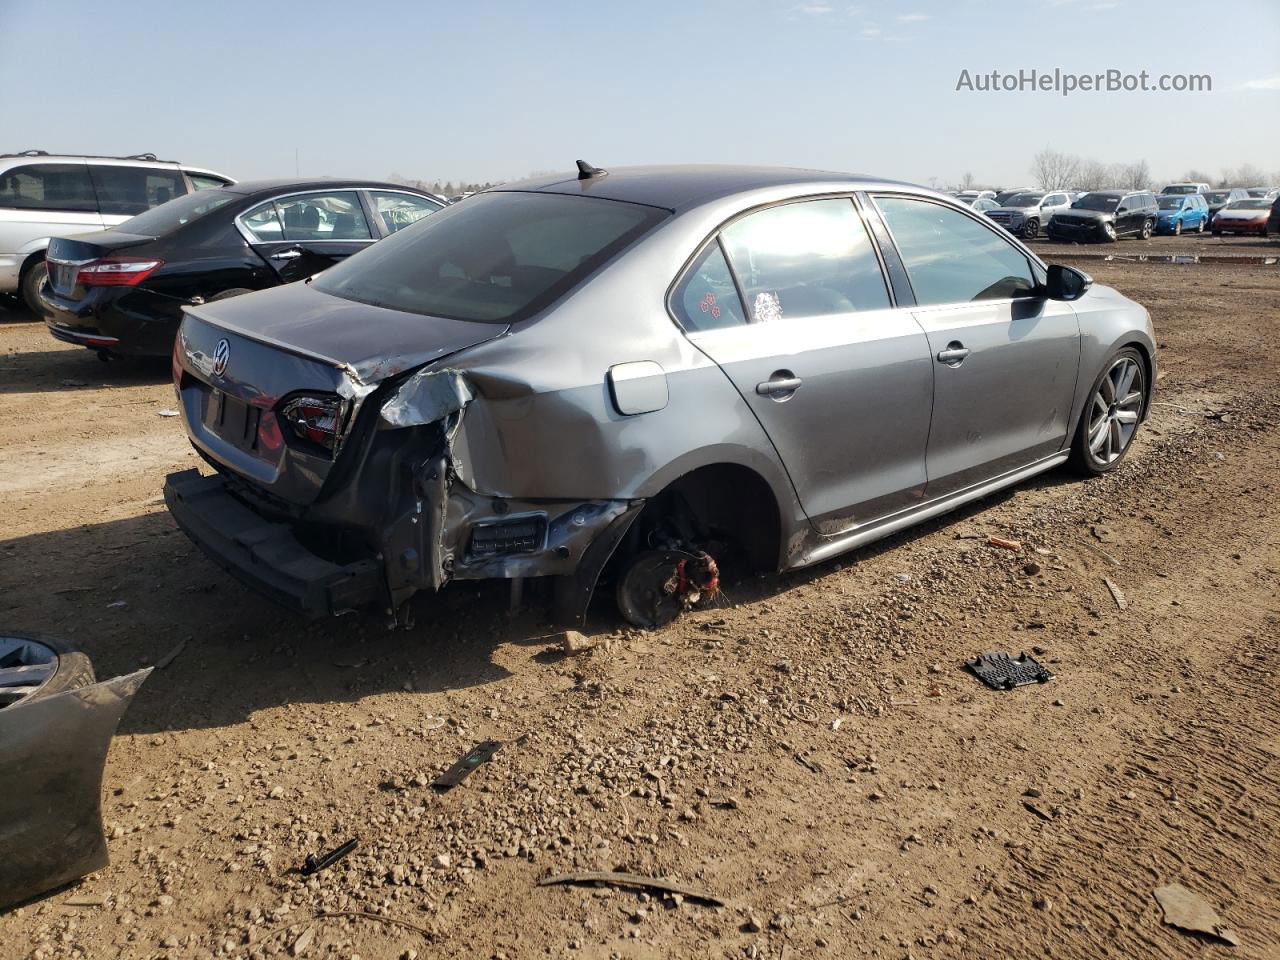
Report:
1045,264,1092,301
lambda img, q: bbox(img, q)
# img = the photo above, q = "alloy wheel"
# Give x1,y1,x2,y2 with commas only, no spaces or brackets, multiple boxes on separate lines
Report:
0,636,59,708
1087,356,1144,465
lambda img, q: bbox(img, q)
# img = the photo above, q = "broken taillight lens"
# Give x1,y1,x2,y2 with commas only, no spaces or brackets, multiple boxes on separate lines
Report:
76,257,164,287
279,395,343,454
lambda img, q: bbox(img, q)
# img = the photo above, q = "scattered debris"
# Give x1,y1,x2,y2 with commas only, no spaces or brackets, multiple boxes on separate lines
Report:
1153,883,1240,946
59,379,88,387
157,409,179,417
794,752,822,774
537,871,726,907
289,925,315,956
433,741,501,790
421,716,446,731
830,717,843,731
63,894,106,907
313,910,433,938
987,536,1022,551
0,668,152,909
560,629,599,654
332,656,367,669
1023,801,1054,822
1022,561,1042,576
301,838,358,876
965,652,1054,691
105,600,128,611
154,639,187,670
1091,524,1118,544
1103,577,1128,610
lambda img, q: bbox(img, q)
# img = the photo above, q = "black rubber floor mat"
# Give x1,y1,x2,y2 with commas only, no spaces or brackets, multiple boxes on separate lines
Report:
966,651,1053,690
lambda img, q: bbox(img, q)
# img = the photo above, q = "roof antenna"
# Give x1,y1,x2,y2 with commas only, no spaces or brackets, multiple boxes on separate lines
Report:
576,159,607,180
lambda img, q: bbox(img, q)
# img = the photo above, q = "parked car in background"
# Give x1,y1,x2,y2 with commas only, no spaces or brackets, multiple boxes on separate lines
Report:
1047,190,1159,243
970,197,1000,216
1268,196,1280,237
1155,193,1209,234
956,189,997,203
0,151,233,315
40,178,444,357
994,187,1038,205
1211,198,1272,236
1244,187,1277,199
1161,182,1211,196
1202,188,1250,220
986,191,1075,239
162,164,1155,630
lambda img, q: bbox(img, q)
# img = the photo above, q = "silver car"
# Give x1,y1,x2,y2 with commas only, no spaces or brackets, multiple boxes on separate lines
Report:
986,191,1075,238
0,150,233,313
164,164,1155,629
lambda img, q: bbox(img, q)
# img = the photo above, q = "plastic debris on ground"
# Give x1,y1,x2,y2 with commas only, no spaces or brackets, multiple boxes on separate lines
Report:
965,651,1054,691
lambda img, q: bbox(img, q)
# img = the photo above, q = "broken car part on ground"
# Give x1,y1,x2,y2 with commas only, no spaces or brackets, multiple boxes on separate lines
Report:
163,164,1156,631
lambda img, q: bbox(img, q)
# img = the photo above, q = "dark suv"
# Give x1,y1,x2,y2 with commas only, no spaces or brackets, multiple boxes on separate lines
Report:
1046,191,1159,243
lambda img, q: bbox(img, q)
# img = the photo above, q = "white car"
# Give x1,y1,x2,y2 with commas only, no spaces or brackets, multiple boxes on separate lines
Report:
1160,181,1212,196
0,150,234,313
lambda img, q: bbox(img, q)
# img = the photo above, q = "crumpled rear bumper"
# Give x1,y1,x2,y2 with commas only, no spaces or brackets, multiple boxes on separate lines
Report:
163,469,381,617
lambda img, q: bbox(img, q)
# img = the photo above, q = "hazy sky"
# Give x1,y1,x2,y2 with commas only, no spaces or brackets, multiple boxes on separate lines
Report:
2,0,1277,187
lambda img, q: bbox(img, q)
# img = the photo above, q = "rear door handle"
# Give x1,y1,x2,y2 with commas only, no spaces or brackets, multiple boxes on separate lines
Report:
936,342,970,365
271,248,303,261
756,375,803,398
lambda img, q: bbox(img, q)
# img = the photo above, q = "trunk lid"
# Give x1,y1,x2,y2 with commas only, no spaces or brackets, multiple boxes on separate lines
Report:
45,231,157,299
176,280,508,506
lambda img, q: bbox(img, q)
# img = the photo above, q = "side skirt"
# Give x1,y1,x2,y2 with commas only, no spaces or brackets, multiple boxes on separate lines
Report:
791,453,1069,570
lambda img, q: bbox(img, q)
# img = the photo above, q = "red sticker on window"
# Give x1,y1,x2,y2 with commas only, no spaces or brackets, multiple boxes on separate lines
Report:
699,292,721,319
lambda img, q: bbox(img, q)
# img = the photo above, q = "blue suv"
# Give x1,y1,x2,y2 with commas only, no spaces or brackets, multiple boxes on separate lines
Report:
1155,194,1209,235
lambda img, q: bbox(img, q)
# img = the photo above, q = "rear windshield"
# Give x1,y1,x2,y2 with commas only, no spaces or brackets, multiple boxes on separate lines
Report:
1228,199,1269,210
1005,193,1044,207
312,191,668,323
1073,193,1120,211
1204,191,1231,203
1156,196,1185,210
116,189,238,236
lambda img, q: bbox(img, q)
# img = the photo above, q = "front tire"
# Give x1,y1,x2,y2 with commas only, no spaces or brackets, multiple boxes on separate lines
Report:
1021,218,1039,240
1140,219,1154,240
1196,217,1205,233
19,257,48,318
1069,348,1146,476
1173,220,1182,236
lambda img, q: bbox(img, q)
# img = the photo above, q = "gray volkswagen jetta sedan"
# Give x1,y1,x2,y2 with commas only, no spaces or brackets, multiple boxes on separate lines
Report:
164,163,1155,628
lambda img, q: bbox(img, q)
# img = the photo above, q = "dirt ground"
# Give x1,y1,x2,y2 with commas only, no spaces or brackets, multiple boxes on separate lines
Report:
1,255,1278,960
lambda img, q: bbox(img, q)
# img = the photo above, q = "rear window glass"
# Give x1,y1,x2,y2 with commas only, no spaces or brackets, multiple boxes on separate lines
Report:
115,189,238,236
0,163,97,212
89,166,187,216
313,192,668,323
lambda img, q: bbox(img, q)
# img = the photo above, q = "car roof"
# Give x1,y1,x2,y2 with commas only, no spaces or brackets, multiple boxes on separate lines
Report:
219,178,435,199
492,164,920,212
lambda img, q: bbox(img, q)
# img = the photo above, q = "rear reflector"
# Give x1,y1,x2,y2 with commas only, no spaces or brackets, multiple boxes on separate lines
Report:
77,257,164,287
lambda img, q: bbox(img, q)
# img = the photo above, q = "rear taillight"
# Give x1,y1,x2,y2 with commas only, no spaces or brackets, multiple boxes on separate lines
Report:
280,395,343,454
77,257,163,287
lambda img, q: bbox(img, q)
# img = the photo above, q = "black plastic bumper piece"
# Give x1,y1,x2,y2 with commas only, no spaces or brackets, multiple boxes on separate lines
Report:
164,469,381,617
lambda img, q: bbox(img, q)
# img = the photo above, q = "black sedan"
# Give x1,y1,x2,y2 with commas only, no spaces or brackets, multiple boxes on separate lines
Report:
39,179,445,357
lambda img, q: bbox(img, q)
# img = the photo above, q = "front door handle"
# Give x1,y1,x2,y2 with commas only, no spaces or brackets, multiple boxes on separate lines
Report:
271,247,303,261
756,374,803,399
936,342,970,366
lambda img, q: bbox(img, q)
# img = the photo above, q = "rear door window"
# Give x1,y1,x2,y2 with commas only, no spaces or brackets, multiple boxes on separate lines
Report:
188,173,231,191
240,201,284,241
875,196,1036,305
719,198,890,323
89,166,188,216
276,192,372,241
671,242,747,332
369,191,443,235
0,163,97,212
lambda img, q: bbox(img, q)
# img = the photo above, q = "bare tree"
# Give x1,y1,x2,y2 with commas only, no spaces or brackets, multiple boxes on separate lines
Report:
960,171,976,191
1076,159,1114,191
1030,147,1081,191
1115,159,1152,191
1219,163,1266,187
1181,168,1214,185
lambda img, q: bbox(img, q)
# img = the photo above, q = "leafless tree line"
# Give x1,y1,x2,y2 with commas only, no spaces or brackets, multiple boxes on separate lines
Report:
945,149,1279,193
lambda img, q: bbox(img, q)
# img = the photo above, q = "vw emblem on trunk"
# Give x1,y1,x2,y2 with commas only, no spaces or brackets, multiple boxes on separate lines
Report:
212,339,230,377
